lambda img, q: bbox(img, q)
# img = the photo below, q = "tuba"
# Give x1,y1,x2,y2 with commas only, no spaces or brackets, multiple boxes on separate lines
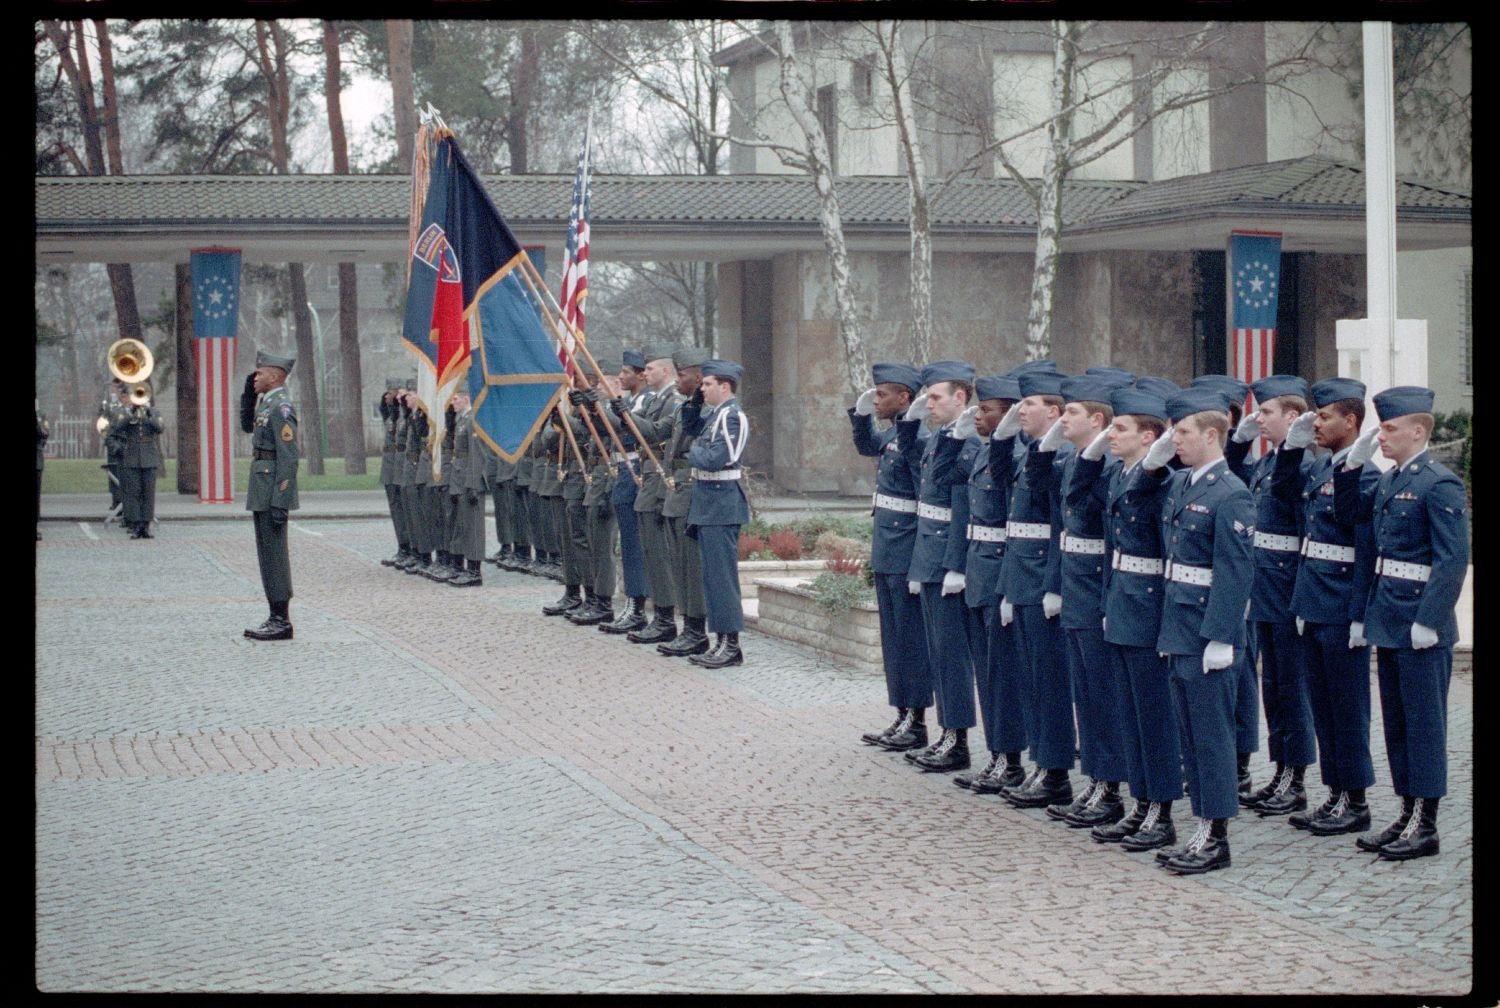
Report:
128,380,152,407
107,338,154,385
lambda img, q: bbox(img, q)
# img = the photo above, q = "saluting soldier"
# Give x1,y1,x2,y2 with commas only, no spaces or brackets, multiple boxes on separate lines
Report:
849,363,932,753
657,348,713,658
378,379,409,567
446,389,487,586
624,345,685,644
240,350,300,641
1335,385,1468,861
394,389,426,573
406,395,438,577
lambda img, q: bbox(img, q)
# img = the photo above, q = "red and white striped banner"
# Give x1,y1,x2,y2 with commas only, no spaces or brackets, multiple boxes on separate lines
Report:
195,335,236,502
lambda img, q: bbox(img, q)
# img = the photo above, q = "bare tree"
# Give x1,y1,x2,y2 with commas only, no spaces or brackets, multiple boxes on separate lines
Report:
387,20,417,170
324,20,368,474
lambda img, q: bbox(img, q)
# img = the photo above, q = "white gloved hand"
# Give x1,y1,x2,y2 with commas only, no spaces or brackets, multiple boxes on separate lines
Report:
1042,592,1062,619
1101,616,1107,633
1347,426,1379,470
1232,410,1262,444
991,402,1023,440
1348,621,1367,648
1295,617,1305,636
999,597,1014,626
1202,640,1235,673
950,404,978,440
1411,623,1439,650
854,388,877,416
1080,428,1110,461
941,570,966,596
1143,426,1177,470
1038,417,1067,452
1284,411,1317,450
905,392,930,424
907,580,922,596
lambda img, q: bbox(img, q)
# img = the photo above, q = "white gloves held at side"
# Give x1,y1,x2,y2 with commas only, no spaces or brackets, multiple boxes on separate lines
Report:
1411,623,1439,650
908,580,922,596
1202,640,1235,674
1042,592,1062,619
1348,622,1367,648
941,571,966,596
999,598,1014,626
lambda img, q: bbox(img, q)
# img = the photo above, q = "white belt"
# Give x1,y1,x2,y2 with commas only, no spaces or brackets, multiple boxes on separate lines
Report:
1376,557,1431,582
1060,531,1106,555
873,492,918,514
1254,531,1301,552
967,523,1007,543
611,451,640,463
1165,560,1213,587
692,468,741,481
1112,550,1163,575
1007,520,1051,540
1302,538,1356,563
917,502,952,522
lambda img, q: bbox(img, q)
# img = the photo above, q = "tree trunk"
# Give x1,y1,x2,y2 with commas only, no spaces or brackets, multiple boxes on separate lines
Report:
174,263,200,495
505,26,540,173
387,20,417,170
287,264,325,475
1023,22,1079,362
881,22,933,364
323,22,367,474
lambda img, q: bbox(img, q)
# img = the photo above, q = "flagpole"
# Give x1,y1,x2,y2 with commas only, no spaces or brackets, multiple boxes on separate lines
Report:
556,399,590,484
567,380,619,481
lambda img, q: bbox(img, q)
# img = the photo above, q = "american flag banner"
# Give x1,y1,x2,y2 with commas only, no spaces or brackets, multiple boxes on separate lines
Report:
191,249,241,503
556,117,592,376
1229,230,1282,454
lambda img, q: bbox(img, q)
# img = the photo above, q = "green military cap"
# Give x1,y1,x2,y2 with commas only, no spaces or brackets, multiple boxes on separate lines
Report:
255,349,296,374
673,346,710,370
385,376,405,391
644,342,677,364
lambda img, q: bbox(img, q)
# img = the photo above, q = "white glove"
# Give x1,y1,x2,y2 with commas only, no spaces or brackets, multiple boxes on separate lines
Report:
950,404,978,441
1042,592,1062,619
999,598,1014,626
941,570,966,596
1295,617,1305,636
1348,622,1367,648
1346,426,1378,470
854,388,877,416
991,402,1023,440
1143,426,1177,470
1101,616,1107,633
907,579,922,596
905,392,930,424
1411,623,1439,650
1080,428,1110,461
1284,411,1317,450
1232,410,1261,443
1038,417,1067,452
1202,640,1235,673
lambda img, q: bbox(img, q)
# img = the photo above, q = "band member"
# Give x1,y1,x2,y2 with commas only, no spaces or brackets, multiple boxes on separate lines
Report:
117,390,165,540
240,351,299,641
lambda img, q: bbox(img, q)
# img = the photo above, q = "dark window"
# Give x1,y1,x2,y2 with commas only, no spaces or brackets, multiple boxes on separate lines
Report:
817,84,838,175
852,56,875,105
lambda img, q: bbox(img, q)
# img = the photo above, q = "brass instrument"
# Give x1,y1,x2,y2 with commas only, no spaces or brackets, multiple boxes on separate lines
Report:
128,381,152,407
107,338,154,385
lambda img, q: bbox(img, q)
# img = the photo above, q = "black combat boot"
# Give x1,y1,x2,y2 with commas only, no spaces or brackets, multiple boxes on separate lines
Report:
1237,751,1254,802
1092,798,1149,843
658,616,709,656
566,590,604,624
877,708,928,752
381,545,406,567
245,600,293,641
1255,764,1308,816
1007,768,1073,809
992,764,1043,800
1047,779,1101,822
543,584,582,616
690,631,743,668
953,750,1000,789
972,752,1027,794
573,592,614,626
629,606,677,644
600,597,648,634
1067,780,1125,828
1308,788,1372,836
863,708,908,748
1122,801,1177,852
1243,761,1283,808
1376,797,1439,860
449,559,482,587
1162,817,1229,874
1290,788,1341,830
1357,795,1415,852
914,728,970,772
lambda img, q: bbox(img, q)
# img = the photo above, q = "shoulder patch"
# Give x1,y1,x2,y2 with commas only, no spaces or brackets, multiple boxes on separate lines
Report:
280,423,295,443
279,403,294,418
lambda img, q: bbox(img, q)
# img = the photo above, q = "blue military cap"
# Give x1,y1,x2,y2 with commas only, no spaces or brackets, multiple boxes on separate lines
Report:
701,358,745,385
976,374,1021,403
1062,373,1129,406
673,346,710,370
1111,385,1169,421
920,360,976,387
622,348,646,370
1373,385,1435,421
1086,366,1137,385
1166,386,1235,423
644,342,677,363
872,362,922,394
1134,376,1180,399
1250,373,1311,404
1191,373,1249,403
255,349,296,373
1008,358,1056,377
1309,377,1366,408
1017,370,1066,398
385,376,405,391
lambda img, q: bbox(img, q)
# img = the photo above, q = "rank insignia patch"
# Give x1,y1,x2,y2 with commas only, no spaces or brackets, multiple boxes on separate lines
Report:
281,424,294,442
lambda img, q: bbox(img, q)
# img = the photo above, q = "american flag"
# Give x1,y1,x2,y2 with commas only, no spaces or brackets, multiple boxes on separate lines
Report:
1230,230,1282,454
190,249,241,503
556,118,592,376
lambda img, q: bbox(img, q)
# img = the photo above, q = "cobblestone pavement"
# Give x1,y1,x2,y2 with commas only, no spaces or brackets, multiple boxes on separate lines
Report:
35,517,1475,995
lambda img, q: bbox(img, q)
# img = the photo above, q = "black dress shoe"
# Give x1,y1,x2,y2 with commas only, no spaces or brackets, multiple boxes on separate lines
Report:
914,731,969,772
1377,798,1439,860
953,752,1001,788
1306,794,1371,836
1121,804,1177,852
1007,772,1072,809
1162,821,1229,875
542,591,583,616
877,718,927,752
1356,797,1415,852
1047,779,1099,821
970,762,1027,795
1066,786,1125,828
244,616,293,641
1092,799,1149,843
863,710,907,747
689,633,744,668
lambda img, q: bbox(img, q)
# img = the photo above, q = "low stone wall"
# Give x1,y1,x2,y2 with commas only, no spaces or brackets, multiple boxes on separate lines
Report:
737,559,825,599
753,578,881,674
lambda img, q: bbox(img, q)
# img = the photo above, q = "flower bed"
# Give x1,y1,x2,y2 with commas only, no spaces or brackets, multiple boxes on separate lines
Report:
753,577,881,674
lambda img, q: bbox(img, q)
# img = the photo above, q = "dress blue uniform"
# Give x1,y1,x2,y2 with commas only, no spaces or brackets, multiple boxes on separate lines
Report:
1334,385,1467,860
685,359,751,666
849,363,932,723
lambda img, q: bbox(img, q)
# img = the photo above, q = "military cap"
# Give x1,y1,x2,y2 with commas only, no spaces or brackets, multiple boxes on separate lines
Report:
1008,358,1057,377
255,349,296,374
1086,366,1137,385
976,374,1021,403
1017,370,1067,399
1250,373,1311,405
701,358,744,384
1111,385,1169,421
1062,373,1129,406
385,377,405,391
920,360,976,387
1191,373,1249,403
644,342,677,364
622,349,646,370
1134,376,1181,399
673,346,710,370
1373,385,1435,421
1166,386,1235,423
1309,377,1366,408
872,362,922,394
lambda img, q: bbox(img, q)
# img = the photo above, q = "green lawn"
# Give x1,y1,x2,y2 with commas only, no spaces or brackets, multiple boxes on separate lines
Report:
41,457,382,494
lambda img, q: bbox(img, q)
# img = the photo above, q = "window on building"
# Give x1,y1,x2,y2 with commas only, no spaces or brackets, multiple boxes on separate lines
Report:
852,55,875,105
1152,62,1210,180
817,84,838,175
992,51,1135,180
1462,268,1473,386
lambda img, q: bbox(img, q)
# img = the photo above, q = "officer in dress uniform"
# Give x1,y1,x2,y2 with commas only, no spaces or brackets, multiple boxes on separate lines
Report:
849,363,932,753
1150,387,1256,874
1334,385,1467,861
657,348,713,658
683,358,751,668
582,350,650,634
624,345,686,643
1277,378,1380,835
1090,380,1183,851
899,361,978,773
117,389,165,540
446,390,487,586
378,379,410,568
240,350,300,641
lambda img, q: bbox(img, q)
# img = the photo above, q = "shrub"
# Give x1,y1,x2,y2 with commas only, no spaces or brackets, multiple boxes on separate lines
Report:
823,548,864,577
813,531,869,565
806,570,876,613
738,534,768,561
767,528,805,560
